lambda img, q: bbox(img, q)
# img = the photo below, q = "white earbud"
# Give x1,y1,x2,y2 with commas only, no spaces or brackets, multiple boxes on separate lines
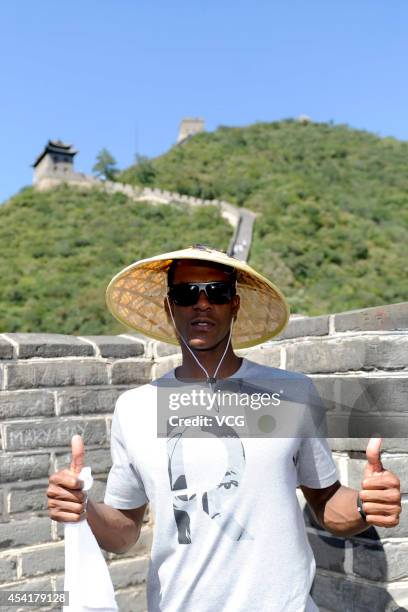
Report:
165,295,234,384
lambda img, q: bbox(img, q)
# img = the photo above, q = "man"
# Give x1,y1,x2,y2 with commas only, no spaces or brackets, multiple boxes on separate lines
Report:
48,245,401,611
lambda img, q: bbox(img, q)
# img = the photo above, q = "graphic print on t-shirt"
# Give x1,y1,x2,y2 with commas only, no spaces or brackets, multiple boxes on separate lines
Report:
167,418,254,544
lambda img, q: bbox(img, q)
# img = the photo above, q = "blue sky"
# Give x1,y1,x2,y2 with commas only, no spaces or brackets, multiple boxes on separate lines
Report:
1,0,407,202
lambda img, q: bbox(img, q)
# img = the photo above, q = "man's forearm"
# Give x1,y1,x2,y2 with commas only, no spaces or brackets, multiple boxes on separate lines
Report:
318,485,369,537
86,500,141,553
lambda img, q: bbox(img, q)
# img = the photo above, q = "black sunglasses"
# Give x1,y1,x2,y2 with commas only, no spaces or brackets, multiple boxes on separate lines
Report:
168,281,236,306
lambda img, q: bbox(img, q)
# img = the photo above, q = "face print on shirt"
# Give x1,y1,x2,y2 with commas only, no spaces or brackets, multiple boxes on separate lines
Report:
167,419,253,544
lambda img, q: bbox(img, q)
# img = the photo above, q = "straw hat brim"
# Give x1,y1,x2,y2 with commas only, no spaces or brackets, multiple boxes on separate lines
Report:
106,246,290,349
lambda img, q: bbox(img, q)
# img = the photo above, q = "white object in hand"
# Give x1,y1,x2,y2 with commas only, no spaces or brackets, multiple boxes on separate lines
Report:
63,467,118,612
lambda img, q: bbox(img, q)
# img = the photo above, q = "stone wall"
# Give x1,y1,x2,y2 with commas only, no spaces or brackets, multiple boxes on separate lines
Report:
243,302,408,612
34,176,256,262
0,302,407,611
0,333,180,612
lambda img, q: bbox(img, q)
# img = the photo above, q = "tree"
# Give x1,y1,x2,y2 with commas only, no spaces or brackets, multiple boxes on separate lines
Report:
132,154,157,185
92,148,118,181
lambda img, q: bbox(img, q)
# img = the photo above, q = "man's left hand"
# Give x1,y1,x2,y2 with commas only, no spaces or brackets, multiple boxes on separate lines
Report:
359,437,402,528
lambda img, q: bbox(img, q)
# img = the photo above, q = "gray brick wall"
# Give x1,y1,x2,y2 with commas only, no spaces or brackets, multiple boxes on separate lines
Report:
0,333,152,611
0,301,407,611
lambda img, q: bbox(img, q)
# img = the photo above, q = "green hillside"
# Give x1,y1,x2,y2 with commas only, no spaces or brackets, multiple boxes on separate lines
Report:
121,120,408,314
0,186,232,334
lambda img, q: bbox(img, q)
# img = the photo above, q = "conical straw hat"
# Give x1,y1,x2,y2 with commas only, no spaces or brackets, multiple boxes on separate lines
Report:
106,245,290,349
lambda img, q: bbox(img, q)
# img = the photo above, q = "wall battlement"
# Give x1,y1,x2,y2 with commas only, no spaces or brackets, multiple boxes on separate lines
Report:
1,301,407,610
34,174,256,262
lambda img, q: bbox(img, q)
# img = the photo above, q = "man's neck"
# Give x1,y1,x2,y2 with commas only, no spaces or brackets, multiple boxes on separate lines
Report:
175,344,242,381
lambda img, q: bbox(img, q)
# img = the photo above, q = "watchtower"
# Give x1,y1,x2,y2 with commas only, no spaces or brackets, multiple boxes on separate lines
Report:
177,118,205,144
32,140,78,184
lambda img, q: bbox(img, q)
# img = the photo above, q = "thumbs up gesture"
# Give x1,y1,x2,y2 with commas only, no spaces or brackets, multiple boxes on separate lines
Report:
70,434,85,476
47,435,88,523
358,438,402,528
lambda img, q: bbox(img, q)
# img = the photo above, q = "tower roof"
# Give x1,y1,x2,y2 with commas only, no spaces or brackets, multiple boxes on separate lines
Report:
32,140,78,167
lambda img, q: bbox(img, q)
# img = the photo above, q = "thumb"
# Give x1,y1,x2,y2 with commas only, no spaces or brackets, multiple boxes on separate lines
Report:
70,434,85,475
364,436,384,479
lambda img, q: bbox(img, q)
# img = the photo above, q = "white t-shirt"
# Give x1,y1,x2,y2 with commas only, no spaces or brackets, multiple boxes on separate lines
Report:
104,358,339,612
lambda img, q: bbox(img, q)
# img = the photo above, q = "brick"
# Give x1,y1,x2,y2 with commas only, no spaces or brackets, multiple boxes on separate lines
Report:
111,360,153,385
307,532,345,573
348,455,408,493
310,572,349,612
56,387,123,416
311,571,393,612
324,377,408,439
54,574,65,592
90,450,116,475
6,360,109,390
121,332,148,346
134,526,153,556
276,315,329,339
20,542,64,577
8,483,48,514
310,375,408,414
286,336,408,374
115,587,147,612
0,517,51,549
55,447,111,473
353,540,408,581
150,341,181,358
3,418,107,451
0,556,17,582
109,557,148,589
309,377,338,412
380,439,408,453
153,355,182,379
328,437,408,453
327,412,408,441
4,333,94,358
88,478,106,503
337,376,408,414
0,390,55,419
0,574,52,592
0,453,50,483
334,302,408,333
0,337,13,359
81,336,145,358
237,345,281,368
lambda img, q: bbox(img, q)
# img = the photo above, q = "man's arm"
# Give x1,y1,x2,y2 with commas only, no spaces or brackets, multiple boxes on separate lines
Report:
47,435,148,554
300,438,401,537
47,467,148,553
86,500,148,554
301,481,370,537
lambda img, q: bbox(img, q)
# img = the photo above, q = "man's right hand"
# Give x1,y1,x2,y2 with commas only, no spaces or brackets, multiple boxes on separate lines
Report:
47,434,88,522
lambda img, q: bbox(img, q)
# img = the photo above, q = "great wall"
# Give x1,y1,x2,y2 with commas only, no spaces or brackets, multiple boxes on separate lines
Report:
32,138,256,263
0,303,407,611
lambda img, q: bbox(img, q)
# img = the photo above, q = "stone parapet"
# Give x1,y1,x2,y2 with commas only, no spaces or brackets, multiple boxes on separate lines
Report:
33,175,253,261
0,300,407,610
